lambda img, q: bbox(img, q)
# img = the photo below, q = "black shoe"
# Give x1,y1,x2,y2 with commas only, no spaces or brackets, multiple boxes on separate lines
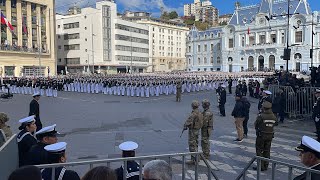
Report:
234,138,243,142
220,114,226,117
243,134,247,138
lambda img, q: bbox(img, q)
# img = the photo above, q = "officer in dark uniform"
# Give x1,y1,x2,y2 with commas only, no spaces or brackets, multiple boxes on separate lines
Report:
41,142,80,180
313,89,320,141
228,77,232,94
218,85,226,116
258,90,273,112
294,136,320,180
253,101,277,171
115,141,140,180
28,124,59,165
29,93,42,130
17,116,37,167
176,81,182,102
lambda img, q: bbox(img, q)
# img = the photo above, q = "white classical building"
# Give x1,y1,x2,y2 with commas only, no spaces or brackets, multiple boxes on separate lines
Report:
187,0,320,72
56,0,150,74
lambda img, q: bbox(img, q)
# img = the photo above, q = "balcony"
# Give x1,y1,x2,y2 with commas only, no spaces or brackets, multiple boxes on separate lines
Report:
239,42,285,50
0,45,49,54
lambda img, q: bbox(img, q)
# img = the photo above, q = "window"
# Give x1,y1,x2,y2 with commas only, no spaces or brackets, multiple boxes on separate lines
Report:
58,45,61,49
58,35,60,39
198,58,201,64
116,55,149,62
217,57,221,64
58,59,61,62
115,24,148,35
188,46,191,52
204,68,207,71
210,57,213,64
241,36,245,47
259,34,266,44
115,35,149,44
295,31,303,43
65,58,80,65
281,32,286,44
64,44,80,50
63,22,79,29
228,38,234,48
64,33,80,40
58,25,60,28
271,34,277,43
188,58,191,64
204,44,207,51
249,36,255,46
217,43,221,50
204,57,207,64
198,45,201,52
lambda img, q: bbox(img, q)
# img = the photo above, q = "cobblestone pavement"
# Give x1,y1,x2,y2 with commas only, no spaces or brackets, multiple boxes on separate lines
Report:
1,90,316,179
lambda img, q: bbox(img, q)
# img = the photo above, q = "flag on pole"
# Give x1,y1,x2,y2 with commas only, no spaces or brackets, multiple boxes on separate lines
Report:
247,27,250,35
1,11,14,32
22,16,28,36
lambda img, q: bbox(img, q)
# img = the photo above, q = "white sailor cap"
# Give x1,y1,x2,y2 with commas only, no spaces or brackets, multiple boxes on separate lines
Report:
18,115,35,124
263,90,272,95
296,136,320,155
221,85,226,88
35,124,59,136
44,142,67,153
119,141,138,151
32,92,41,97
316,88,320,93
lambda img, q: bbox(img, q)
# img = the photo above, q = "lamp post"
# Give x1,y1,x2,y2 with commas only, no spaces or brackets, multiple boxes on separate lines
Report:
91,23,96,74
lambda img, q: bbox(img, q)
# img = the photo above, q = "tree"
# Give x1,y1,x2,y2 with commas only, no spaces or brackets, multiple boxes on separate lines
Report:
161,11,170,20
168,11,178,19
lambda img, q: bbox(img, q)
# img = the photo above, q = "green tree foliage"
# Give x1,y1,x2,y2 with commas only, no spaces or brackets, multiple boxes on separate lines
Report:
161,11,179,20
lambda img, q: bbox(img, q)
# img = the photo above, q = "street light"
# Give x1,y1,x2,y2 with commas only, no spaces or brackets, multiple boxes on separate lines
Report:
91,23,96,74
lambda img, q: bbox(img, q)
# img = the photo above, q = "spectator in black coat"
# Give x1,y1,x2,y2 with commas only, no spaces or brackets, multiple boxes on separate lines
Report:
232,93,246,142
241,97,251,138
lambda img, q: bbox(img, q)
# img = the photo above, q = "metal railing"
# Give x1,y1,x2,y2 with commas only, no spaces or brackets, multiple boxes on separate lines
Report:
0,134,19,180
236,156,320,180
268,85,317,118
36,152,219,180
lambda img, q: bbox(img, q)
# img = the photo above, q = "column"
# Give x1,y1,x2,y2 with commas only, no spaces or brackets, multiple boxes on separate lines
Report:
266,31,270,43
16,0,22,46
6,0,12,45
46,7,50,54
26,2,32,48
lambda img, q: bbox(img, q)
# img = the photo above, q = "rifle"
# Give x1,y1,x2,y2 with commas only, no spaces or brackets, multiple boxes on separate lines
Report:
180,128,186,138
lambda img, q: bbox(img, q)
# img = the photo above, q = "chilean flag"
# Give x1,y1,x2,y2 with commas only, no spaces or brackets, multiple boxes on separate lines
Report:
1,12,14,32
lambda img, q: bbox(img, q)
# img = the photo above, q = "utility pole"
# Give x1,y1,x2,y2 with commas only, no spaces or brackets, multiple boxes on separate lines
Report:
130,31,133,74
285,0,290,73
38,24,42,77
311,13,314,68
91,23,95,74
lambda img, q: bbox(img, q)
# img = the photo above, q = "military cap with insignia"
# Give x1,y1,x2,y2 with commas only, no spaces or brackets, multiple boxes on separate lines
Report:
295,136,320,157
35,124,59,138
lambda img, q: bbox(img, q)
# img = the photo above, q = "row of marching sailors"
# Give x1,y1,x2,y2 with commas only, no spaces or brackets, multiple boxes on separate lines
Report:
62,80,237,97
0,84,58,97
17,116,80,180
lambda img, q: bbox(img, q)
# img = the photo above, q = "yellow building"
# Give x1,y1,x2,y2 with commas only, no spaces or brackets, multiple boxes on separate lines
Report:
0,0,56,77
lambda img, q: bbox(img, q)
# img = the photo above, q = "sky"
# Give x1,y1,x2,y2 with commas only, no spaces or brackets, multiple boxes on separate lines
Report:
56,0,320,17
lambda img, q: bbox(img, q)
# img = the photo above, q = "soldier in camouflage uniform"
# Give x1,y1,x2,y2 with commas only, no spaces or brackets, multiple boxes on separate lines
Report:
184,100,203,164
0,112,13,138
176,82,182,102
201,99,214,159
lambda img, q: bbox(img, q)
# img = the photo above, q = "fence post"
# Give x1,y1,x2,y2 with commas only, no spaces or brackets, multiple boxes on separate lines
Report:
306,171,311,180
288,167,293,180
257,159,261,180
123,160,127,180
139,160,143,180
195,153,199,180
182,155,186,180
51,167,55,180
272,162,276,180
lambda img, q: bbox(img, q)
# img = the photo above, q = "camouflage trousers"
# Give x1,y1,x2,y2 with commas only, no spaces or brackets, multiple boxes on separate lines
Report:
256,136,272,170
176,92,181,102
201,128,212,159
188,129,200,161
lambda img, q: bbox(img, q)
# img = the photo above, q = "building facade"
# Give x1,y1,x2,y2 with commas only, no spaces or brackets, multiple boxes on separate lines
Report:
0,0,56,77
186,26,222,72
122,11,189,72
56,0,150,74
195,5,219,26
187,0,320,72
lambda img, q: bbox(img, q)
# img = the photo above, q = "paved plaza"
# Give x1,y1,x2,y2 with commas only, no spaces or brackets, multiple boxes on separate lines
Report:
1,90,317,179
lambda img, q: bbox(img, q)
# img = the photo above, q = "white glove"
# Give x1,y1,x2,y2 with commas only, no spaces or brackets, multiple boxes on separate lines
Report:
316,117,320,122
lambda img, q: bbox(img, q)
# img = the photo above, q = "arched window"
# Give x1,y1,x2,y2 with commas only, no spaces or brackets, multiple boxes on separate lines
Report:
210,57,214,64
198,58,201,64
204,57,207,64
188,58,191,64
